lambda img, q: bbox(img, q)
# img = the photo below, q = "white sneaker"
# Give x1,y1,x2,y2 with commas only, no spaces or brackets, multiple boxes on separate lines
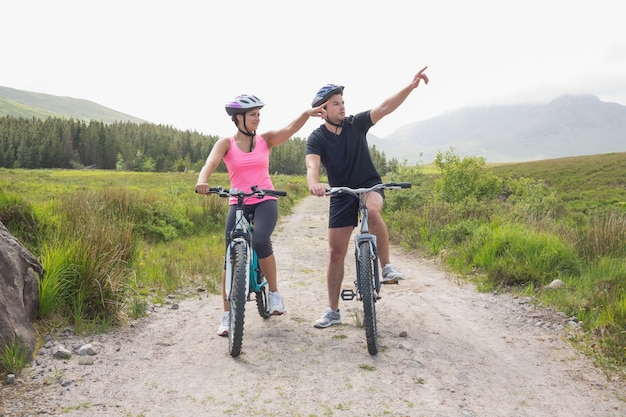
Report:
217,311,229,336
314,307,341,328
382,264,404,283
269,291,286,315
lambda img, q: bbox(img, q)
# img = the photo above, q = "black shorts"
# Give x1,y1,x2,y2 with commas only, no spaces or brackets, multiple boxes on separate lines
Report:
328,189,384,228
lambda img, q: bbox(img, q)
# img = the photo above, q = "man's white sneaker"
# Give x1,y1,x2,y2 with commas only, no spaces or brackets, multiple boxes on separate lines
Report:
382,264,404,283
269,291,286,315
314,307,341,328
217,311,229,337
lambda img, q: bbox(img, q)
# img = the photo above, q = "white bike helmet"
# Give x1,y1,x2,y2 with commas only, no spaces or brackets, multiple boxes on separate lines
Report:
225,94,265,116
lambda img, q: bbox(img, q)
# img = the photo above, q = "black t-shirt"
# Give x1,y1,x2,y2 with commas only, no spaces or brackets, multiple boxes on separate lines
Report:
306,111,381,188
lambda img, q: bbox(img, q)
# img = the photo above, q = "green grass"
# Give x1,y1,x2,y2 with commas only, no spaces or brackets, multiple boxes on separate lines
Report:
1,152,626,377
492,152,626,211
465,222,580,288
0,168,308,332
387,152,626,376
0,338,27,375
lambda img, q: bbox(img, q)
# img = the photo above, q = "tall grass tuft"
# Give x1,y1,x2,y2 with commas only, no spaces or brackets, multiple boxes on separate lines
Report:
467,223,580,288
39,188,137,328
572,209,626,260
38,244,74,320
0,338,27,375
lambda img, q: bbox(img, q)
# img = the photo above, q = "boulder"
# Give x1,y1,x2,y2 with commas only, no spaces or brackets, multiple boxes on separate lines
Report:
0,222,42,363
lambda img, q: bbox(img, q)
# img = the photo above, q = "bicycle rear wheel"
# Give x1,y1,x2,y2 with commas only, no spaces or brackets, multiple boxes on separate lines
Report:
229,241,248,357
358,241,378,355
255,266,270,319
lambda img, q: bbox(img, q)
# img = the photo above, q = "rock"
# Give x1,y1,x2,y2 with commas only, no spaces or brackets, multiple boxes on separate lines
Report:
53,346,72,360
0,222,43,363
547,279,566,289
78,343,97,356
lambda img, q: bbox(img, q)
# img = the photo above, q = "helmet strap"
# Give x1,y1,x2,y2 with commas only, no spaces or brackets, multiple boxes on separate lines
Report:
237,127,255,137
325,117,344,129
237,113,256,137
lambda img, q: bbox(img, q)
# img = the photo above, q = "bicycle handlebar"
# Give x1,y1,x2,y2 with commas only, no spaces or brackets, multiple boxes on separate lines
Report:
326,182,411,196
196,186,287,198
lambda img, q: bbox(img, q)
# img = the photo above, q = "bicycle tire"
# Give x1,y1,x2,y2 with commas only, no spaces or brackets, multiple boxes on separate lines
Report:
255,268,270,319
229,241,247,357
358,240,378,355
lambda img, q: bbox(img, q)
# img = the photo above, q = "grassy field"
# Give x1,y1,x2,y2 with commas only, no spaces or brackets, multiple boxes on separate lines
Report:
390,152,626,376
0,168,309,329
1,151,625,376
491,152,626,211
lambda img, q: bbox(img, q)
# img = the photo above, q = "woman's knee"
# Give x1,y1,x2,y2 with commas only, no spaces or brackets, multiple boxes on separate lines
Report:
253,240,273,258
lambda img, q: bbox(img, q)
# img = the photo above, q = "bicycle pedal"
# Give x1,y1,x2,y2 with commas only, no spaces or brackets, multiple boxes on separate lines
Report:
341,289,356,301
381,279,399,285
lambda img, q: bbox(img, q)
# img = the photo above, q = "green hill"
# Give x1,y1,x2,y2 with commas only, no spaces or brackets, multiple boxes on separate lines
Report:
0,86,146,124
492,152,626,210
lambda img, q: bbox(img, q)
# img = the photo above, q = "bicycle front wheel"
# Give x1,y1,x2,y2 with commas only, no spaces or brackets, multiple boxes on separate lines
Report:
358,241,378,355
229,241,248,357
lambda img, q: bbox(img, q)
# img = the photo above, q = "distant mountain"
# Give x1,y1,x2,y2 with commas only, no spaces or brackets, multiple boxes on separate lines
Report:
368,94,626,163
3,86,624,164
0,86,146,124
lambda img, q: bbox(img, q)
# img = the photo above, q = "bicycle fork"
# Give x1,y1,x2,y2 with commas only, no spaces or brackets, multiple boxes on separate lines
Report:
225,238,252,300
341,233,381,301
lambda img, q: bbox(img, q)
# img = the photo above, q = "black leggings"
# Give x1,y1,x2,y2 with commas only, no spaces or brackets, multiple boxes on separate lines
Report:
224,199,278,259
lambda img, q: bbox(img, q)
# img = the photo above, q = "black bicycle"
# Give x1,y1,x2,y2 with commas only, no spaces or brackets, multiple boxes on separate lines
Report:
326,182,411,355
203,185,286,357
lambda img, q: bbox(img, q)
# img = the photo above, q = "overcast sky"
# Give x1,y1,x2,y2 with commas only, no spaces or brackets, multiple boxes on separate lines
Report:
3,0,625,139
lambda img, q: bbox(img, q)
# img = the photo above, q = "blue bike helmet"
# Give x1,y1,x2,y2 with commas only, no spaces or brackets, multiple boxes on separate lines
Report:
225,94,265,116
311,84,344,107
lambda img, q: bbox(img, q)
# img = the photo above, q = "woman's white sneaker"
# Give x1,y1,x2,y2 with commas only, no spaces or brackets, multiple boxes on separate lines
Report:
269,291,286,315
216,311,229,336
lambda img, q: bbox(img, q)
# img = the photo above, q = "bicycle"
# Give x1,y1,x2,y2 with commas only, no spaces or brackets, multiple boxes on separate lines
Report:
326,182,411,355
202,185,286,357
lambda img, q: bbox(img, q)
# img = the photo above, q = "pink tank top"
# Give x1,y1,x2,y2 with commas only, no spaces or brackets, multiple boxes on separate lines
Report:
222,135,277,205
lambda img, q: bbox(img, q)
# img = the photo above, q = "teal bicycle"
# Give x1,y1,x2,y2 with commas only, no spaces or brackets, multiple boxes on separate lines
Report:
327,182,411,355
204,185,286,357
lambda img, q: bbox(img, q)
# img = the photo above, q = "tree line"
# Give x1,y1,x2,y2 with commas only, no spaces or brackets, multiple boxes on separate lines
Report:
0,116,396,175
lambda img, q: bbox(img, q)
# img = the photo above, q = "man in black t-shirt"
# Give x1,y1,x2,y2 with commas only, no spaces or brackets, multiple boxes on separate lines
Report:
305,67,429,329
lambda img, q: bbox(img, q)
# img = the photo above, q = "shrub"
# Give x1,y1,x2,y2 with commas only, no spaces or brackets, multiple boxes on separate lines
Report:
433,149,501,203
503,176,565,223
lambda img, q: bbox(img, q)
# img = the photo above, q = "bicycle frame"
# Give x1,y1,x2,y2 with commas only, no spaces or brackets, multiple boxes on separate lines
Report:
224,214,267,304
328,182,411,355
224,205,255,301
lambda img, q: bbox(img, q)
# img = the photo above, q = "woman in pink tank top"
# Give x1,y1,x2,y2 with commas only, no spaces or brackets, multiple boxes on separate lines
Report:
195,94,327,336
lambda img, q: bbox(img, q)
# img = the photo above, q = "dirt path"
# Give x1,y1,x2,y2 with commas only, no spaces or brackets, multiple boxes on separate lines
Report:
2,195,625,417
